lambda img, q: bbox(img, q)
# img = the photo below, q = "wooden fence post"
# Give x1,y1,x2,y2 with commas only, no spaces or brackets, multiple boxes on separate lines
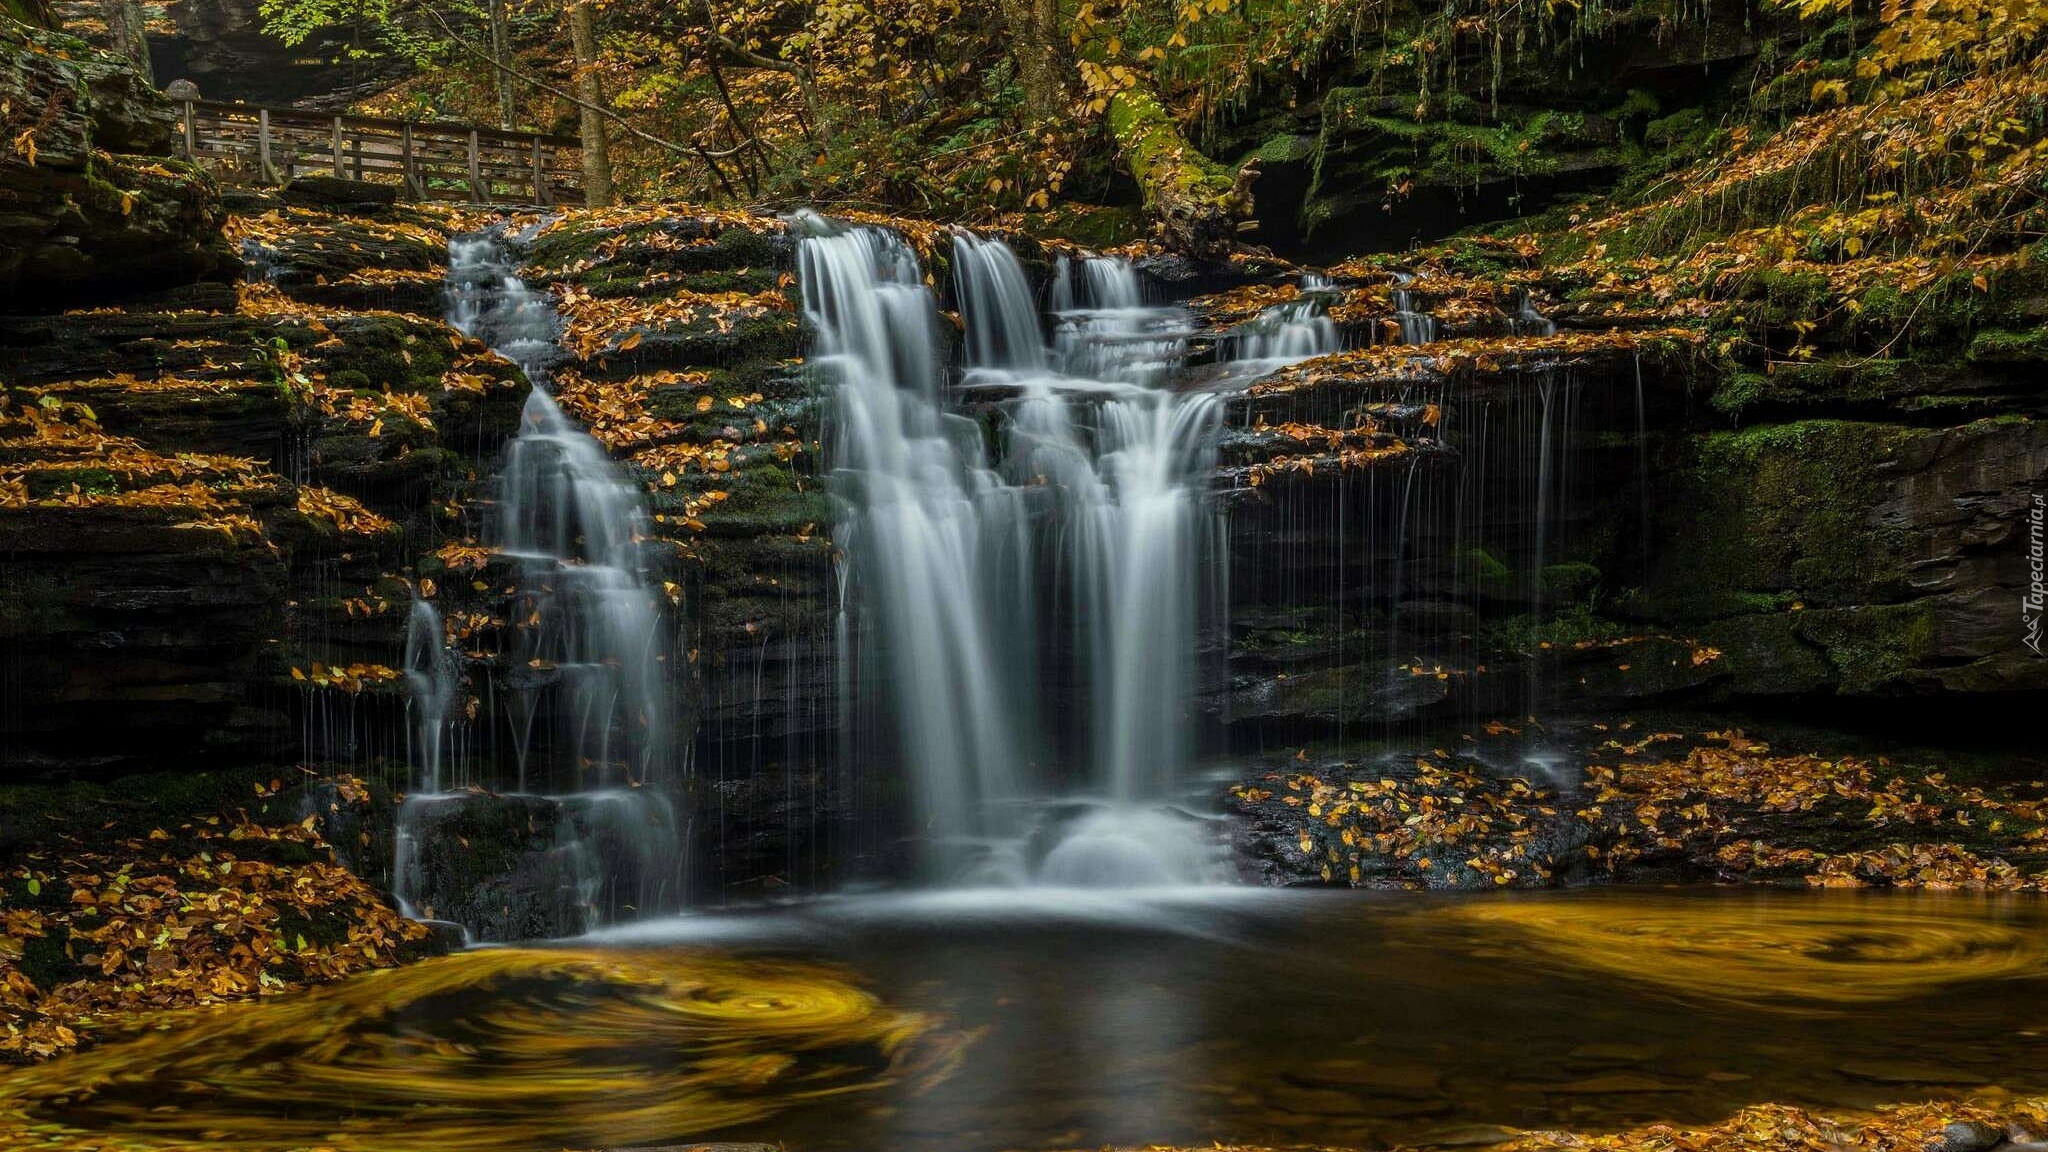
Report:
258,108,277,184
467,129,487,204
331,117,345,178
181,101,196,160
402,123,422,200
532,137,557,207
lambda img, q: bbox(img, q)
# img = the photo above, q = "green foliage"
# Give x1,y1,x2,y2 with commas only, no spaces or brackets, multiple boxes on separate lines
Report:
256,0,455,63
251,336,311,403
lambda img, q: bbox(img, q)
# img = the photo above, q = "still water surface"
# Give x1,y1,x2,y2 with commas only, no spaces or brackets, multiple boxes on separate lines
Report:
12,888,2048,1151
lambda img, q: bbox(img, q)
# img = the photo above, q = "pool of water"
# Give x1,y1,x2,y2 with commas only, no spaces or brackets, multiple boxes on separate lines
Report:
10,887,2048,1151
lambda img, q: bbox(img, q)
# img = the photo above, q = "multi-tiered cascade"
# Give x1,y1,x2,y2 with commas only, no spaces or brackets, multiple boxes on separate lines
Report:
804,217,1240,886
390,228,685,940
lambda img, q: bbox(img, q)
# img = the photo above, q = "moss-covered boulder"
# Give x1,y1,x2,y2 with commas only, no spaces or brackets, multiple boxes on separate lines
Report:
0,21,236,302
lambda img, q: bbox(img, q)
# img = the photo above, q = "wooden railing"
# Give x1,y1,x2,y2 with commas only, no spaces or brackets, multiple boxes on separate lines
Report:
176,101,585,207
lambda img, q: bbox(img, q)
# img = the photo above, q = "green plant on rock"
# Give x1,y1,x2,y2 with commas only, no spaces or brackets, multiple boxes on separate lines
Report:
253,336,312,404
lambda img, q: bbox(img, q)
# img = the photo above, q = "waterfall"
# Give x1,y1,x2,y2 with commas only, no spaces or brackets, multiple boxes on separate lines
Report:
496,391,674,789
446,230,676,793
1050,253,1192,384
402,601,457,794
1229,273,1341,363
804,220,1032,859
1512,288,1557,337
802,215,1226,886
1391,272,1439,345
390,228,684,937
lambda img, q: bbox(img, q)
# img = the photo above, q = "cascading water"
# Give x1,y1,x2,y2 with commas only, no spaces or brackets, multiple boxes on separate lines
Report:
402,601,457,794
1049,254,1192,384
1391,272,1439,345
1228,273,1342,363
803,215,1228,887
1511,288,1558,337
391,229,684,937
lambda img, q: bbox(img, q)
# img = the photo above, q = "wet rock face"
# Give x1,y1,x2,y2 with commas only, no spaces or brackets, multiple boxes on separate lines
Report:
394,793,596,941
0,180,529,779
393,789,685,942
0,503,293,774
1201,271,2048,738
0,22,238,302
144,0,408,107
519,211,848,892
1647,416,2048,698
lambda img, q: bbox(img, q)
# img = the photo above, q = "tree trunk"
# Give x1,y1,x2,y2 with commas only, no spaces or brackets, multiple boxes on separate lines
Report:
1106,84,1257,257
100,0,153,85
487,0,516,129
1003,0,1066,121
567,0,613,207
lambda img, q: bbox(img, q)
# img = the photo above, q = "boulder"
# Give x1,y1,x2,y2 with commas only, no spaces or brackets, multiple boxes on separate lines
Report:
0,21,235,303
280,174,401,212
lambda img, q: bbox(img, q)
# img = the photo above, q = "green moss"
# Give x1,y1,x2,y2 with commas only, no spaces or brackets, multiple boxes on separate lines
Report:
306,317,452,393
1242,133,1318,166
1642,107,1706,150
1711,372,1769,416
1541,562,1601,600
1461,546,1513,584
24,467,119,498
1797,602,1939,694
1652,420,1917,618
1483,605,1631,654
1015,203,1149,248
1,0,53,26
1733,590,1802,613
1108,85,1239,206
1966,327,2048,365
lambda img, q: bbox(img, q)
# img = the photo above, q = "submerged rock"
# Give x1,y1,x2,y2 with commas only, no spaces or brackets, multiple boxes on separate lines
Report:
1934,1119,2011,1152
392,788,685,942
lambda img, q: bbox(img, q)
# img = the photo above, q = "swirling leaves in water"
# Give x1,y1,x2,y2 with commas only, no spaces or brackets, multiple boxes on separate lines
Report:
1448,893,2048,1008
0,948,955,1152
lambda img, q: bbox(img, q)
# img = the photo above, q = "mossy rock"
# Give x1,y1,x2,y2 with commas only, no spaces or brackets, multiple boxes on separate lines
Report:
301,315,455,392
1967,327,2048,366
1794,602,1941,695
1650,420,1916,615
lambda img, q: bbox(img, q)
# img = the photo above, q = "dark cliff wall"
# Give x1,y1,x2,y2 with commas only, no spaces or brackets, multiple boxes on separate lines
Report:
50,0,406,106
0,22,525,776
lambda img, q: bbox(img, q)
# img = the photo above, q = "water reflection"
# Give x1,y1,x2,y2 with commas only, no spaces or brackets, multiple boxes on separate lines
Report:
1452,889,2048,1007
7,890,2047,1151
0,950,949,1152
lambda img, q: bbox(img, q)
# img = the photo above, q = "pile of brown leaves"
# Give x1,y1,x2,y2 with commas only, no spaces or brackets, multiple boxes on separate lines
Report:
551,284,793,361
1,781,428,1062
1247,329,1704,397
1590,731,2048,889
296,485,398,537
1241,755,1562,888
1241,728,2048,891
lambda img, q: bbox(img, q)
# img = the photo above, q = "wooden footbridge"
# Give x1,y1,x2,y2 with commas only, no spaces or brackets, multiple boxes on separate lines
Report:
175,100,585,206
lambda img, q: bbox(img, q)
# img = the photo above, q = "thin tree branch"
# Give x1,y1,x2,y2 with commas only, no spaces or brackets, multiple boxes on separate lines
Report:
414,2,694,157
